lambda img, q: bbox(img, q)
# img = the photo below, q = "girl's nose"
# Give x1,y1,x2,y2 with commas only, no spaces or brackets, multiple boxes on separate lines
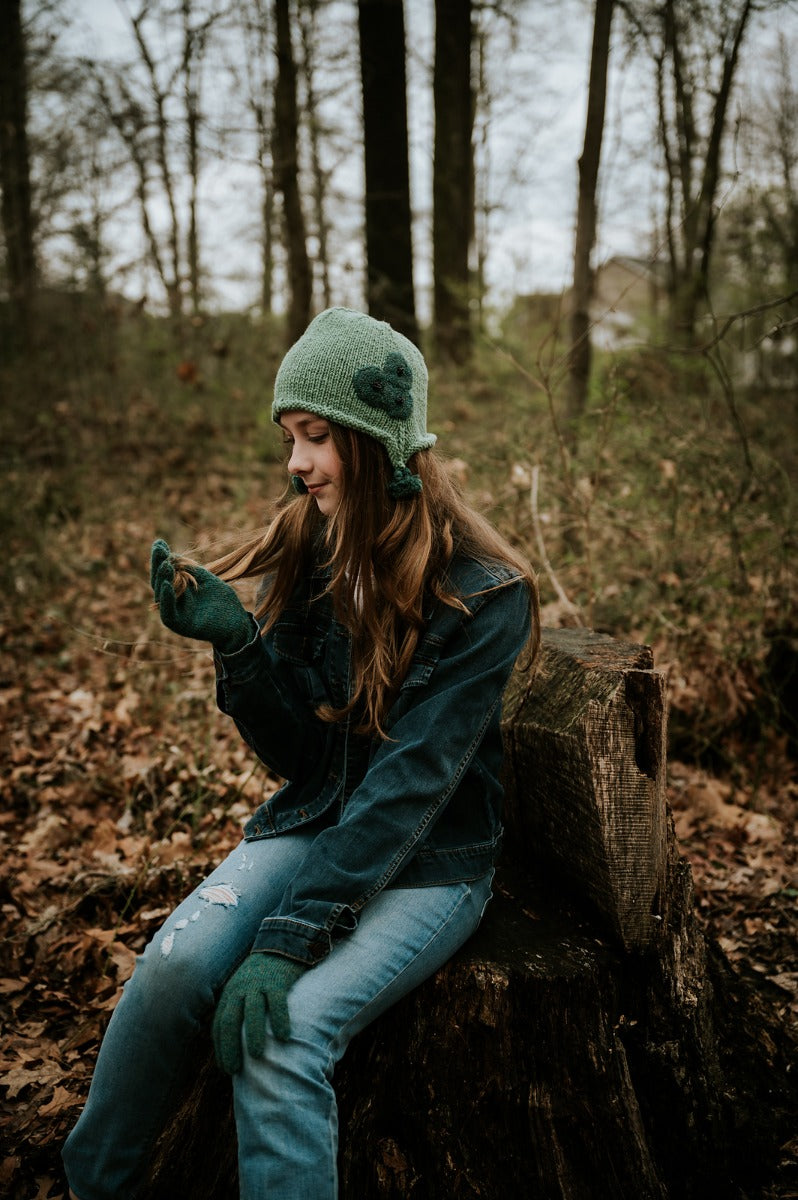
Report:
287,443,309,475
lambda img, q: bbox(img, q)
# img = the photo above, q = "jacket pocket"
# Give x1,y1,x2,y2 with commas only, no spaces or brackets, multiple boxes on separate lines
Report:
399,632,445,691
273,620,326,666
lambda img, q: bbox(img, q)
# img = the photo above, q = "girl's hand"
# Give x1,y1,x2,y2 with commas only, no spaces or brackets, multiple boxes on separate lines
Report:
212,953,306,1074
150,538,255,655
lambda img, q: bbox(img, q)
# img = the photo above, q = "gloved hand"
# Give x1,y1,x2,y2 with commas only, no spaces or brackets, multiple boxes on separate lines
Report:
213,953,306,1074
150,538,255,655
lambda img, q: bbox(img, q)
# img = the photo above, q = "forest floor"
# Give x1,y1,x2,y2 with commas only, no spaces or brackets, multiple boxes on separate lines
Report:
0,311,796,1198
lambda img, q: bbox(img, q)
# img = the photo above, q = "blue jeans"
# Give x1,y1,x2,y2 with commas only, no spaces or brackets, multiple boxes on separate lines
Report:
63,833,493,1200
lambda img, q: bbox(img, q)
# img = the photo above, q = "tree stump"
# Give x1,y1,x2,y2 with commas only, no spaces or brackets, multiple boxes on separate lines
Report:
502,628,668,951
140,629,793,1199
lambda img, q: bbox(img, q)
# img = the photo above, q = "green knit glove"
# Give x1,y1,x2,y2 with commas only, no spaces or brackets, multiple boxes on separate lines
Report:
213,953,307,1074
150,538,254,655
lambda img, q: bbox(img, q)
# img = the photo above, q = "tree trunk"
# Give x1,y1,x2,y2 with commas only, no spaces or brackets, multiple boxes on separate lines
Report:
659,0,753,342
0,0,37,350
89,65,175,320
182,0,203,317
566,0,613,444
239,0,276,316
273,0,312,345
432,0,473,364
128,9,183,318
472,18,490,333
298,0,332,310
137,628,794,1200
357,0,418,345
260,149,276,317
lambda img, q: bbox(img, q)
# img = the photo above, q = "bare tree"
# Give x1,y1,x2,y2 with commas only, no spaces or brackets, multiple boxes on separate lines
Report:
758,34,798,295
126,4,184,316
357,0,418,344
471,12,492,331
273,0,312,343
233,0,278,315
566,0,614,438
0,0,37,346
629,0,755,342
181,0,218,315
90,65,180,314
297,0,332,310
709,32,798,385
82,1,219,318
432,0,473,364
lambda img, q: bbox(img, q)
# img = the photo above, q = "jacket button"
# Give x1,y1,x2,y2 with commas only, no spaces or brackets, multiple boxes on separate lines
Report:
299,808,308,819
254,824,262,835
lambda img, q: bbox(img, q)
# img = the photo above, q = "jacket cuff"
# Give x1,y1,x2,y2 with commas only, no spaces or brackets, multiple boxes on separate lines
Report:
253,910,358,965
213,615,261,679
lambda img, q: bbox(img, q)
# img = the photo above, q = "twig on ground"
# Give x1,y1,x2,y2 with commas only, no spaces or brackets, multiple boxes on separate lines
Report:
530,466,584,625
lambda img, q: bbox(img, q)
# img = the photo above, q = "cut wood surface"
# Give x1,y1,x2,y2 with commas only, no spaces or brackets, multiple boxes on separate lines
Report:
502,627,668,951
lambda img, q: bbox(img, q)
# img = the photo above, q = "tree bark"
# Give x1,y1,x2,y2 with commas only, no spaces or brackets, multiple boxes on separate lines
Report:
138,629,795,1199
0,0,37,349
357,0,418,345
566,0,614,443
273,0,312,345
432,0,473,364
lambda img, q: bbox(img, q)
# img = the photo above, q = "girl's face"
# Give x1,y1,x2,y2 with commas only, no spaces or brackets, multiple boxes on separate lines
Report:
280,411,344,516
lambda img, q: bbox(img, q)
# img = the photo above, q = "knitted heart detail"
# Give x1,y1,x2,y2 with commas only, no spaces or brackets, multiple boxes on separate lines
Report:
352,352,413,421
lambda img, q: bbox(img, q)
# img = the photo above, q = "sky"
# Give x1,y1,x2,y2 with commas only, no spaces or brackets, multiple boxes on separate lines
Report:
56,0,797,319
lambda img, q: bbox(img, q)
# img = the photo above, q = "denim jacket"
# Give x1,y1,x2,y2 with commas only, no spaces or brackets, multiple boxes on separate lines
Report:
214,553,531,966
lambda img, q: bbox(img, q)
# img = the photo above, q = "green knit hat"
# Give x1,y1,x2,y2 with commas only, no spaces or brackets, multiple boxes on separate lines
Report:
272,307,436,498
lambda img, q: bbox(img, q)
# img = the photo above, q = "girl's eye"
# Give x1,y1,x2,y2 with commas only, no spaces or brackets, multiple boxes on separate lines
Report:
309,434,328,444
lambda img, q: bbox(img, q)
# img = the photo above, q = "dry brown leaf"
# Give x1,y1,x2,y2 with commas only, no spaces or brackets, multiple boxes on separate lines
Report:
38,1085,80,1118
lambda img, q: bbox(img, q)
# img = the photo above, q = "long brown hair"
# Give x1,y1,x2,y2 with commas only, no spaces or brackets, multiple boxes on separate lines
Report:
205,425,540,738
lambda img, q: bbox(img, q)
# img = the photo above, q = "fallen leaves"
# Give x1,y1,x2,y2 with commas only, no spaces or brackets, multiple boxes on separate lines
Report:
668,761,798,1025
2,337,796,1198
0,610,278,1196
0,452,282,1197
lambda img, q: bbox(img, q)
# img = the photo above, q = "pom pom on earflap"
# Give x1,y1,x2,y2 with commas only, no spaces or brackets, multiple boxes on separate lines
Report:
388,465,423,499
291,475,309,495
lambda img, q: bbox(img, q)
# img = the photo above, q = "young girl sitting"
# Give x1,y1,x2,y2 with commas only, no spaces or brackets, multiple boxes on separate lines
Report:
63,307,540,1200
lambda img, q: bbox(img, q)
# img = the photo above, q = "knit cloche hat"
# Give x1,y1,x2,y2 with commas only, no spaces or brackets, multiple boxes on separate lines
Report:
272,307,436,498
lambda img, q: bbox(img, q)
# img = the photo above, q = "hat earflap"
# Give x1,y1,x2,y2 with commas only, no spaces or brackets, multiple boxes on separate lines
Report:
388,464,422,499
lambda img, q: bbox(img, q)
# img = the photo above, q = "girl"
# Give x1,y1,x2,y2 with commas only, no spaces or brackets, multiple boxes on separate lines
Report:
63,307,540,1200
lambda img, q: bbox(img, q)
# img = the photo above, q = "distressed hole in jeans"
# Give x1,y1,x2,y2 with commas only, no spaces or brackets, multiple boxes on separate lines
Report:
160,884,240,958
198,884,240,908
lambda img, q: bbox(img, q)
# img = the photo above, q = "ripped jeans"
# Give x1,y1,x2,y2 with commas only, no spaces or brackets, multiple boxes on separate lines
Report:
62,831,493,1200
